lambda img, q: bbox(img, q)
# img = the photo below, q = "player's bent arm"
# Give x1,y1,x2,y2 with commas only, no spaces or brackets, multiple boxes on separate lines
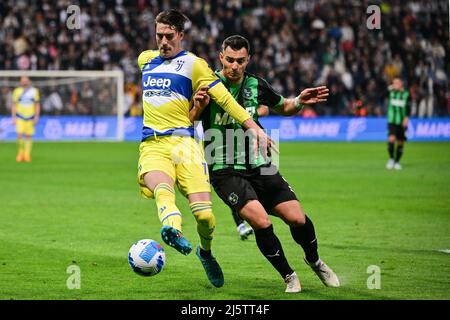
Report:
189,90,270,124
189,87,210,123
191,57,265,132
189,104,202,123
208,82,258,129
189,99,206,123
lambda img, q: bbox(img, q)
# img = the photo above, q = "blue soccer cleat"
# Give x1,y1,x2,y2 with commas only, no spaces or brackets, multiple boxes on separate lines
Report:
160,226,192,255
196,246,224,288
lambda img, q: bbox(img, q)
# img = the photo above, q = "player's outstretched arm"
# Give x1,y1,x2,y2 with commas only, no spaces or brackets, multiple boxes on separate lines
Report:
191,58,269,146
208,82,259,129
278,86,329,116
208,83,272,152
191,58,254,127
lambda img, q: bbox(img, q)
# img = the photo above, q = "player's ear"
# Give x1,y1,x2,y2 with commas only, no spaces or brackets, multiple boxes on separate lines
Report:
179,31,184,40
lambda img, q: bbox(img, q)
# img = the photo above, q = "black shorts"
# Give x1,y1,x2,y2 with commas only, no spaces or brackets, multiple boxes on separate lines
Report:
388,124,407,141
210,165,298,214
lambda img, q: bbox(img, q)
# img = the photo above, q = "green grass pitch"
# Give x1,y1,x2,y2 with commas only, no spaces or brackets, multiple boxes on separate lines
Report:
0,141,449,300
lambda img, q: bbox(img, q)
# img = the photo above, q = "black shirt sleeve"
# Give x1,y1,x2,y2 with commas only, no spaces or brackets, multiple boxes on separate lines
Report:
257,77,284,110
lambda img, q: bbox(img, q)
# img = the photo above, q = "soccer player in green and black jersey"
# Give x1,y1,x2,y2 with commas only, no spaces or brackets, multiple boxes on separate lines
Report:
386,78,411,170
190,35,339,293
229,105,270,241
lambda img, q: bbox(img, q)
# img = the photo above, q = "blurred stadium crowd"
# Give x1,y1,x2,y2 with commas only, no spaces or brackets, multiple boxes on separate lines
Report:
0,0,448,117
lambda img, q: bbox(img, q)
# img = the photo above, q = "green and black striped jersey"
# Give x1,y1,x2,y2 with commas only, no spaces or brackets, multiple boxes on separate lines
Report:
200,70,284,171
387,89,411,125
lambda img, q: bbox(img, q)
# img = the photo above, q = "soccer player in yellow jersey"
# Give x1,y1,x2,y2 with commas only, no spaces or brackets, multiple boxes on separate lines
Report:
136,9,268,288
11,76,40,162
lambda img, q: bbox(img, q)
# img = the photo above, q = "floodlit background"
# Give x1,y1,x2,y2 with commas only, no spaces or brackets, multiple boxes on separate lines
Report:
0,0,449,300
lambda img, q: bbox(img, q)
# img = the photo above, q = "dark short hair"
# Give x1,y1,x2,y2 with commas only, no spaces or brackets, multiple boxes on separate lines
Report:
221,35,250,54
155,9,189,33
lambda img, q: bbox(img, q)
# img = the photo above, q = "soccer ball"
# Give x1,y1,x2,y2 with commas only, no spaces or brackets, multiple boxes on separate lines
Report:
128,239,166,276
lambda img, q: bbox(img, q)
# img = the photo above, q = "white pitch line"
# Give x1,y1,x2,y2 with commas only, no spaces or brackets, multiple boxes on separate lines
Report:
437,249,450,254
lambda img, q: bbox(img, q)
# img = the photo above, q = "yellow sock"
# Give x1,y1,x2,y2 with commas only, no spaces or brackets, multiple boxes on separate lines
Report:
190,201,215,251
154,183,182,231
17,139,24,155
24,139,32,157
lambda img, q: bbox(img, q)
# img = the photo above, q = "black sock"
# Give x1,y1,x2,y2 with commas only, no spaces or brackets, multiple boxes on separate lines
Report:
388,142,394,159
199,247,211,258
395,145,404,163
290,215,319,264
254,225,294,279
231,209,244,226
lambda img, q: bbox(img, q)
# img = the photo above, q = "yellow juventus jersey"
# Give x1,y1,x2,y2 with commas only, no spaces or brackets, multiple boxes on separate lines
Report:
137,50,251,141
12,86,40,120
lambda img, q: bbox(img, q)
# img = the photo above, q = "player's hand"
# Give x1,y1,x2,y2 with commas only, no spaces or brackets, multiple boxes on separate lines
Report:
299,86,329,105
255,128,276,160
402,118,409,129
241,119,275,161
33,117,39,124
192,86,210,110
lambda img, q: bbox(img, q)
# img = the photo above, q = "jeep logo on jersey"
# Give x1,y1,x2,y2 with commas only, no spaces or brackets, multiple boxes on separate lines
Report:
143,76,171,89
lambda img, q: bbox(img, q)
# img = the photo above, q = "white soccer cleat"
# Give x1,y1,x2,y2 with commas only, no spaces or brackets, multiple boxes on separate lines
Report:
284,271,301,293
394,162,402,170
386,158,395,169
237,223,253,240
305,258,340,288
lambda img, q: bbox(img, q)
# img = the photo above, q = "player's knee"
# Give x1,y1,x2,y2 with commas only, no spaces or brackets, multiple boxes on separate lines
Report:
247,215,271,230
286,212,306,227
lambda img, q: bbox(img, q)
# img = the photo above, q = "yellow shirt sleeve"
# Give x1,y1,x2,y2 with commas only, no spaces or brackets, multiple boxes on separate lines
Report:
137,50,159,71
192,58,251,125
208,81,251,124
191,57,218,91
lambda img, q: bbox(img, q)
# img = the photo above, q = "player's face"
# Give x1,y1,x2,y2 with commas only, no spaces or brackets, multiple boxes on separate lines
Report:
156,23,184,58
220,47,250,83
20,77,30,87
392,78,403,90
